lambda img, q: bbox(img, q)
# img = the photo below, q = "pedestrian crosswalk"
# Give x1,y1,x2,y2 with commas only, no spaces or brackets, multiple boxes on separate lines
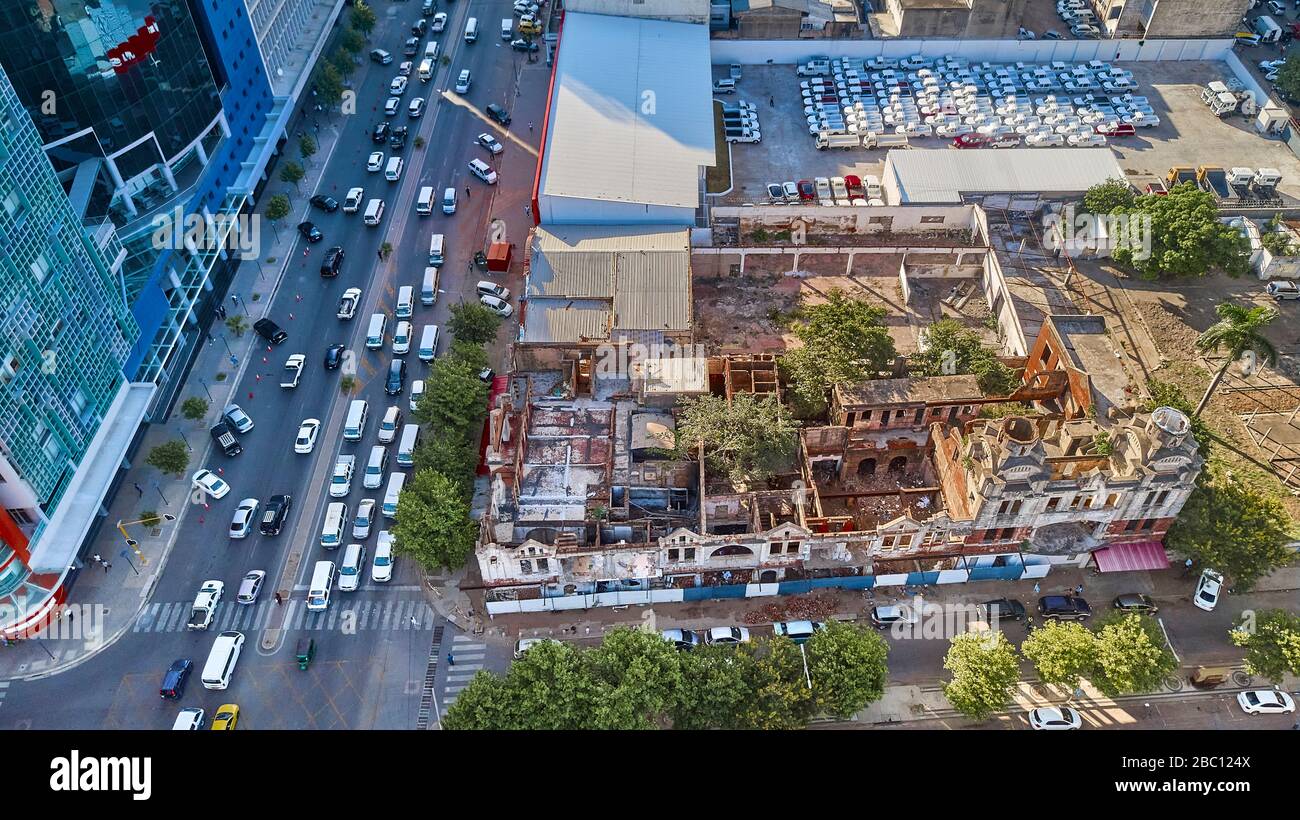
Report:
132,598,437,634
440,634,486,715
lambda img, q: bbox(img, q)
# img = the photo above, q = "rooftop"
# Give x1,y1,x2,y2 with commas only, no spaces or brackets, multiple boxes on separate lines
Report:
884,148,1127,203
836,374,985,408
1048,315,1132,412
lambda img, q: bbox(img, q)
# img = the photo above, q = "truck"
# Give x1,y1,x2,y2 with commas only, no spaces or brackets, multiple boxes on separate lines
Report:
337,287,362,320
1165,165,1197,189
1201,82,1241,117
797,58,831,76
1253,14,1282,43
1197,165,1231,199
209,421,242,457
816,132,861,150
186,580,225,631
280,353,305,388
862,132,910,149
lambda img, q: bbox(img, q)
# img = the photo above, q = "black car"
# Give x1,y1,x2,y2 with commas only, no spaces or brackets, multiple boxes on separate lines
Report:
253,318,288,344
260,494,292,536
324,344,346,370
297,221,323,242
160,658,193,699
412,18,427,37
320,245,345,277
372,121,390,143
309,194,339,213
1037,595,1092,621
369,48,392,65
980,598,1026,622
389,125,408,150
486,103,511,126
1112,593,1158,614
209,421,242,457
385,358,407,395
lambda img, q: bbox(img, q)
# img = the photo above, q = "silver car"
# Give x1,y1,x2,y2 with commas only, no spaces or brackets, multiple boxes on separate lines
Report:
236,570,266,605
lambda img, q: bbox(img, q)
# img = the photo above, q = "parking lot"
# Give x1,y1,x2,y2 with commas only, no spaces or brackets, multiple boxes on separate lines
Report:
715,60,1300,205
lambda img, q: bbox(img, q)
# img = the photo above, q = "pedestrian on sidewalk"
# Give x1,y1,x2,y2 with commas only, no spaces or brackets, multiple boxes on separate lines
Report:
524,204,531,216
377,249,383,261
465,186,471,198
447,653,455,666
1074,583,1084,596
100,561,111,573
133,482,144,498
1032,581,1040,595
528,121,533,132
769,96,774,107
274,592,283,605
92,553,102,564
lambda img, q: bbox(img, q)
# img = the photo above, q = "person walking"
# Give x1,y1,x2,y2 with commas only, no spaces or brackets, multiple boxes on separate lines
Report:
528,121,533,132
465,186,471,199
274,592,283,605
377,249,383,261
101,560,111,573
92,553,102,565
447,652,455,666
1074,583,1084,596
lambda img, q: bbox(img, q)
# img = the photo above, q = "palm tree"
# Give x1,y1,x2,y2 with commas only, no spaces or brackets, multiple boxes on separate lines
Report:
1193,302,1279,416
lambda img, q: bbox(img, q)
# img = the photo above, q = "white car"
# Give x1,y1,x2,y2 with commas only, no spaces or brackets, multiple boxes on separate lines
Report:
455,69,471,94
480,294,513,317
191,469,230,499
392,320,412,355
223,404,254,433
477,133,503,155
409,379,425,412
366,152,384,172
372,531,395,582
408,97,425,118
1193,569,1223,611
830,177,849,200
1026,132,1065,147
1028,706,1082,730
343,187,364,213
389,76,408,95
431,12,447,32
353,499,376,540
228,498,259,539
172,707,205,730
398,61,413,77
236,570,265,604
1067,132,1106,146
468,158,498,184
384,97,400,117
337,287,362,320
1236,690,1295,715
704,626,751,645
329,455,354,499
814,176,832,200
294,418,320,454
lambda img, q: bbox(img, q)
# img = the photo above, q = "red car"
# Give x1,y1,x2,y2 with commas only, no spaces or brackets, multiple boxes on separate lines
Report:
1095,122,1136,137
843,174,864,197
951,133,989,148
796,179,816,201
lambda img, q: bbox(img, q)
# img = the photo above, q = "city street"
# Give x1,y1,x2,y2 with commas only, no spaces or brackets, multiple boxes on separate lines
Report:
0,0,538,730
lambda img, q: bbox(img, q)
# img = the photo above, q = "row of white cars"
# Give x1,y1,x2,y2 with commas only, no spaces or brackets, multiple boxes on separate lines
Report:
795,53,1157,147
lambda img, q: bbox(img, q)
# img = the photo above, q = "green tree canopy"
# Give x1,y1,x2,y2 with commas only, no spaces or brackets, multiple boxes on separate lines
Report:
1021,620,1097,689
180,396,208,421
806,621,890,718
264,194,291,226
411,435,480,498
279,161,305,190
1166,467,1295,592
782,289,897,417
1274,54,1300,101
416,355,489,437
328,48,355,77
942,631,1020,721
338,27,365,55
448,339,490,373
583,628,684,729
1090,612,1178,697
672,393,799,487
1193,301,1279,417
448,302,501,346
741,637,816,729
314,63,344,107
1082,178,1137,214
671,644,756,729
299,133,317,163
350,2,377,36
1111,183,1251,280
1230,608,1300,684
444,639,595,730
145,440,189,476
391,469,477,571
911,318,1020,396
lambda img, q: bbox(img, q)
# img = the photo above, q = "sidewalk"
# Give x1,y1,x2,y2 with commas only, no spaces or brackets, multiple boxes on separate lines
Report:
0,110,347,682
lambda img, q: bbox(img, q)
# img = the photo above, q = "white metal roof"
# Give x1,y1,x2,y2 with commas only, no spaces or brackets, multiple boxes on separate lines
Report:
539,12,715,210
885,148,1127,203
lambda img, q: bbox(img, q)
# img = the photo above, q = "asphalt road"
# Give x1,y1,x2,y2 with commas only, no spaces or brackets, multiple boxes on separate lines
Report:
0,0,545,730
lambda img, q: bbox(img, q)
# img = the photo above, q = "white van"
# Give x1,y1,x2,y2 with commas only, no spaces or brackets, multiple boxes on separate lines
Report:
363,198,385,226
418,324,440,362
306,560,336,612
201,631,245,690
501,18,513,39
344,399,369,442
442,187,457,214
416,186,435,215
397,423,420,467
339,544,368,593
366,313,387,349
418,57,435,82
396,286,414,318
364,444,388,489
321,502,347,550
465,17,479,42
427,234,445,266
424,41,439,61
382,472,407,518
421,267,439,306
385,156,404,182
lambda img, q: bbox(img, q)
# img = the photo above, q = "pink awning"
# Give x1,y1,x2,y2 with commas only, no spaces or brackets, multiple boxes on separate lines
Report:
1092,541,1170,573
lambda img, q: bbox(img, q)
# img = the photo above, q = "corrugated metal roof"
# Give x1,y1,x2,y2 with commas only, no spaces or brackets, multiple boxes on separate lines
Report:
521,300,613,344
885,148,1126,203
539,13,715,209
613,250,691,331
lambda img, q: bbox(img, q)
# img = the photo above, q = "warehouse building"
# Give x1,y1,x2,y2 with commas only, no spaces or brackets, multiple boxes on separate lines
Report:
882,148,1127,210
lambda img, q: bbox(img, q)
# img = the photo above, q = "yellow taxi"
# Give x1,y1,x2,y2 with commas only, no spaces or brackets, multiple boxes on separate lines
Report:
210,704,239,730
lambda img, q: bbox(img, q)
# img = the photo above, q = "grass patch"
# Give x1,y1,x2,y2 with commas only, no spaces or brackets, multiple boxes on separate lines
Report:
705,101,731,194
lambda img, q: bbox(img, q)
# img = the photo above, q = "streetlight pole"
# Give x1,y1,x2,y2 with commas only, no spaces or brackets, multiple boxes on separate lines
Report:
178,429,191,451
199,378,213,401
153,480,169,505
220,334,233,355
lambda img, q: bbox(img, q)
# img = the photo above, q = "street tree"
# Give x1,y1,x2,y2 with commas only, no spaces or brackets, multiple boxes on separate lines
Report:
1090,612,1179,697
264,194,290,239
225,315,248,337
672,393,799,488
448,339,490,373
740,637,816,729
942,631,1020,721
414,135,427,150
180,396,208,421
671,644,755,729
1111,183,1250,280
145,440,189,476
350,2,377,38
339,375,358,394
911,318,1019,396
444,640,596,729
339,27,365,55
584,628,684,729
391,469,478,571
314,64,344,108
1082,178,1137,214
329,49,355,78
1230,608,1300,684
806,621,890,719
415,355,489,437
448,302,501,346
1021,620,1097,689
782,289,896,417
299,134,317,165
279,160,305,192
1193,301,1279,417
1274,54,1300,102
1166,467,1295,591
411,435,479,497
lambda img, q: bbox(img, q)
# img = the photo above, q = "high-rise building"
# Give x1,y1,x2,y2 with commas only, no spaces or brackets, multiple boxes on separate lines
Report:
0,64,150,637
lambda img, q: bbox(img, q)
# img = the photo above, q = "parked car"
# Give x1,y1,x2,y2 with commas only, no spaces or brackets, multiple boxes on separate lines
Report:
980,598,1026,622
477,133,503,155
871,605,919,629
1193,569,1223,611
1266,280,1300,300
1027,706,1082,730
337,287,362,320
296,221,323,242
1037,595,1092,621
486,103,511,126
309,194,339,212
510,38,539,52
1112,593,1158,614
773,620,825,644
480,294,513,317
704,626,751,645
223,403,254,433
228,498,259,539
661,629,701,650
1236,690,1295,715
